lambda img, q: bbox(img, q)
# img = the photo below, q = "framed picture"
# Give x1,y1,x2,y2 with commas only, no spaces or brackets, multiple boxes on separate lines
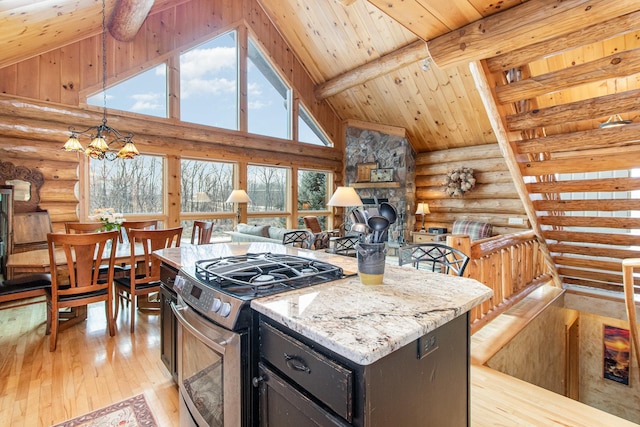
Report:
603,325,630,386
370,168,394,183
356,162,378,182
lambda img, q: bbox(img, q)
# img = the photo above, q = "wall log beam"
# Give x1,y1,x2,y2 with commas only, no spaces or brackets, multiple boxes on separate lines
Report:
516,123,640,155
520,152,640,176
534,199,640,212
506,88,640,130
549,243,640,260
539,216,640,229
496,47,640,104
0,95,343,170
527,177,640,194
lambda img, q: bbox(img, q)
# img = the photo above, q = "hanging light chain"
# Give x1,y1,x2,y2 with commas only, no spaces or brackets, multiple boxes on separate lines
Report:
61,0,139,161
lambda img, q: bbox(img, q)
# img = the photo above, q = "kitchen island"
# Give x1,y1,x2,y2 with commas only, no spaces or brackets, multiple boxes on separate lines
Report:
155,242,492,426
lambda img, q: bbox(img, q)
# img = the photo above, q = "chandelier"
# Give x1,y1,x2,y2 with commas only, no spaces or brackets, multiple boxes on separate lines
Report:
62,0,139,161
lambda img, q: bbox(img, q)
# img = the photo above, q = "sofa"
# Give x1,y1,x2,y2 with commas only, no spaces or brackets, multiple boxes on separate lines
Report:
226,223,298,244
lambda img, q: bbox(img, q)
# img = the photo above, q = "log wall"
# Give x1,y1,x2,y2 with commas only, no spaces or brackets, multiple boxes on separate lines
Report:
0,0,343,231
415,143,529,235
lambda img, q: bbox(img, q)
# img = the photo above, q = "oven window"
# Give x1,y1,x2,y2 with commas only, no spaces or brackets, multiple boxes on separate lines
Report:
182,327,224,426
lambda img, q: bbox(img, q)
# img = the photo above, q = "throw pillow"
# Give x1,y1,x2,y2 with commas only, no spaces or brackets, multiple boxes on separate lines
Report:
237,223,270,237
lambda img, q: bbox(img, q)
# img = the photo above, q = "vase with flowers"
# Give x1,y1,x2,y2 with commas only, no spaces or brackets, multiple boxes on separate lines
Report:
444,167,476,197
88,208,125,231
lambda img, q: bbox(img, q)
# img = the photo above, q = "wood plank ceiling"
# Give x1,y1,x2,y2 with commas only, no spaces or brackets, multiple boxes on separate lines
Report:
257,0,640,292
1,0,640,293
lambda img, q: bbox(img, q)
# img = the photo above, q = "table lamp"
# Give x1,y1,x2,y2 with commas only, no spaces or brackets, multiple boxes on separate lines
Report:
226,189,252,224
415,202,430,231
327,186,363,235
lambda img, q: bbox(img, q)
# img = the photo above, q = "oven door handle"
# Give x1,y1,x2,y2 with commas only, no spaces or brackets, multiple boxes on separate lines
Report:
172,302,231,354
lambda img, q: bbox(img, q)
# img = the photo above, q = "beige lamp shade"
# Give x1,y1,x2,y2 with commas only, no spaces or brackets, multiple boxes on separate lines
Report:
194,192,211,203
415,203,430,215
226,189,252,204
327,186,363,207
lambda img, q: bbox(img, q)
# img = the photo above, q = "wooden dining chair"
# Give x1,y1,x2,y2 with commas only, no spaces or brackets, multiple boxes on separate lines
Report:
114,227,182,333
45,230,119,351
191,220,214,245
398,243,470,276
64,221,103,234
119,220,158,243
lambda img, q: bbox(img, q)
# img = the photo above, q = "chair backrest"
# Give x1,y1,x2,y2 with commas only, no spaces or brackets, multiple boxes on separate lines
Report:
191,221,214,245
398,243,470,276
282,230,315,249
47,230,119,296
65,222,103,234
128,227,182,284
303,216,323,234
120,220,158,243
12,210,52,253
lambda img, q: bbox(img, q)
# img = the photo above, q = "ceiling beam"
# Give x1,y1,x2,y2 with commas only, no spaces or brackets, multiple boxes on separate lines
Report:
486,10,640,73
314,0,640,100
314,40,428,100
427,0,640,69
108,0,155,42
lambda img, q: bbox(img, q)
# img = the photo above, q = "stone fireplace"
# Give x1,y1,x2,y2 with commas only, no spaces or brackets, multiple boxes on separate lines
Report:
345,126,416,243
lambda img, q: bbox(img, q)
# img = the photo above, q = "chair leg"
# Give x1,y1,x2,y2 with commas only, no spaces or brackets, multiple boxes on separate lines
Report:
130,294,136,333
45,299,52,335
114,287,121,321
106,299,115,336
49,305,59,352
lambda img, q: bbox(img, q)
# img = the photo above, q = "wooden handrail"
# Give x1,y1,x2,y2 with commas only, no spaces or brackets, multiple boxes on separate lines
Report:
447,231,554,333
622,258,640,380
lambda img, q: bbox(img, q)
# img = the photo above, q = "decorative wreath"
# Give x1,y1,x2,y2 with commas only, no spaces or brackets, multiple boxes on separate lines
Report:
444,167,476,197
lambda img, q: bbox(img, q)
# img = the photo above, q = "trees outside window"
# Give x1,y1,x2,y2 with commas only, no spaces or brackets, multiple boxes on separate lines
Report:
297,170,329,228
90,155,164,214
247,165,288,218
181,159,234,213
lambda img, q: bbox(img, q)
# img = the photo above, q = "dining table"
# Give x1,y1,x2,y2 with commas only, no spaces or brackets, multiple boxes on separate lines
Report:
5,241,145,280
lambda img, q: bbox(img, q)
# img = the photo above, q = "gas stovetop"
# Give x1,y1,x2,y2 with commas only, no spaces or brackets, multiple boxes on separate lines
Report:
174,253,344,330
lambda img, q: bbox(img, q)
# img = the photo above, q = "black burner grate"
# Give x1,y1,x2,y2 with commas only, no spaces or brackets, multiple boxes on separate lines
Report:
193,253,343,297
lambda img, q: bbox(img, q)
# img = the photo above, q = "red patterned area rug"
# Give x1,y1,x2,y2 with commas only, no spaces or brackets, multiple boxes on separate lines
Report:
51,394,158,427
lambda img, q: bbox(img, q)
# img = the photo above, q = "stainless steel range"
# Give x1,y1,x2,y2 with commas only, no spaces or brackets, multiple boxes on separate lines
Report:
171,252,344,427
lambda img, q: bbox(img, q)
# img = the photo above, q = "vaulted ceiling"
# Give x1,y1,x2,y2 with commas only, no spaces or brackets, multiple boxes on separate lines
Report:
2,0,640,292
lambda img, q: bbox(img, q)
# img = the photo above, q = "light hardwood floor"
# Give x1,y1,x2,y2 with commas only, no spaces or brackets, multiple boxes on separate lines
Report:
1,294,637,427
0,299,179,427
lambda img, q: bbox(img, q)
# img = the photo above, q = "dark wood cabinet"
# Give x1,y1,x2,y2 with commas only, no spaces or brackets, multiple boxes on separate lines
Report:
258,313,470,427
160,264,179,383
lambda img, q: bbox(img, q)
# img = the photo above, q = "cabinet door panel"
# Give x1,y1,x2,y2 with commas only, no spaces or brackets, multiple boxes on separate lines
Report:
258,363,349,427
260,321,353,421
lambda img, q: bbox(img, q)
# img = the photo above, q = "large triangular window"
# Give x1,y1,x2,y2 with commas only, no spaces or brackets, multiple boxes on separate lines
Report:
180,31,238,130
298,104,332,146
87,64,167,118
247,38,291,139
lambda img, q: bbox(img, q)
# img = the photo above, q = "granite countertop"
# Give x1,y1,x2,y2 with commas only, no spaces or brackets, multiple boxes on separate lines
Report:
155,242,493,365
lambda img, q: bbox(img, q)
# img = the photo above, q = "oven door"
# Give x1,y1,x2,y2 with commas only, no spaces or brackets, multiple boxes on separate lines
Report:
172,298,242,427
